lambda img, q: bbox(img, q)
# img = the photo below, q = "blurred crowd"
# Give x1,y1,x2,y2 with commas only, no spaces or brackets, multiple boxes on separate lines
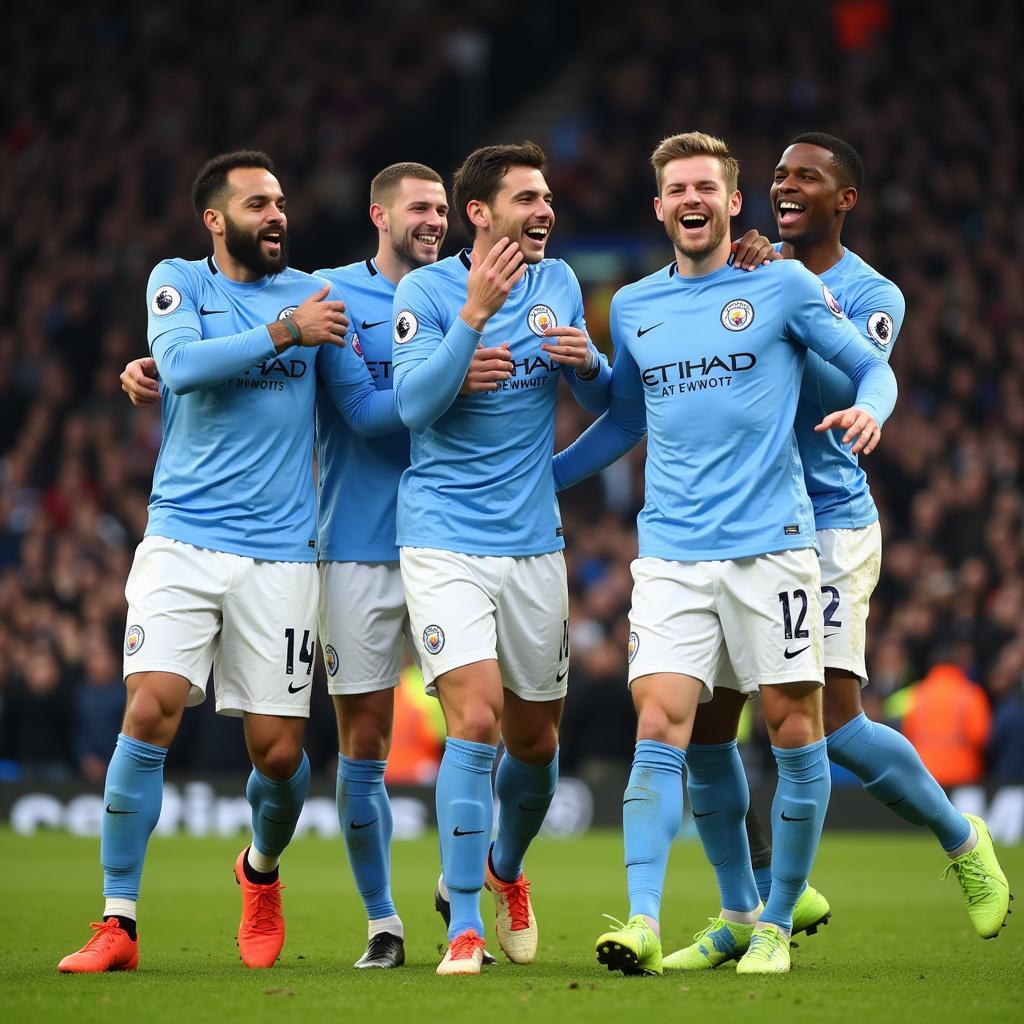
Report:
2,1,1022,785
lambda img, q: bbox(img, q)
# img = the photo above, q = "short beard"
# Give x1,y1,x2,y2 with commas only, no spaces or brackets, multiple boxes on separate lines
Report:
224,216,288,276
391,232,436,271
666,212,728,261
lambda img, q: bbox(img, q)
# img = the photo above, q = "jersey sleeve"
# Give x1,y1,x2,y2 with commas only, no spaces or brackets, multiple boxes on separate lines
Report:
559,261,612,413
552,293,646,491
846,279,905,362
316,284,403,437
147,261,276,395
391,271,481,432
780,261,897,426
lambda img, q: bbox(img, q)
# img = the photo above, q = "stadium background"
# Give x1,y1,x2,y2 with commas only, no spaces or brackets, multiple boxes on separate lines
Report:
1,0,1023,839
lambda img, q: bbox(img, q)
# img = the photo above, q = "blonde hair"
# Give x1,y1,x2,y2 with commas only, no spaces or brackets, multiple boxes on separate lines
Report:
650,132,739,194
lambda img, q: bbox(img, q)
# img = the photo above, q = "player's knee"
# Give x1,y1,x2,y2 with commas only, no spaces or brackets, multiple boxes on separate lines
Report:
252,737,304,780
122,688,179,746
449,703,501,746
343,725,391,761
506,727,558,766
771,713,821,749
635,703,684,747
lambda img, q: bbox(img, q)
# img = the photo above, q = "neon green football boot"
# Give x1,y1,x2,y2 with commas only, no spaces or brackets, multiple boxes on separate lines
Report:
791,884,831,936
941,814,1012,939
595,914,663,976
663,913,758,970
735,923,791,974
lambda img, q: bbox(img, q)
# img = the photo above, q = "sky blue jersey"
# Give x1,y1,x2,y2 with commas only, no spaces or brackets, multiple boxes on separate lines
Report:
391,250,611,556
553,258,897,562
313,258,408,563
794,247,904,529
145,255,395,562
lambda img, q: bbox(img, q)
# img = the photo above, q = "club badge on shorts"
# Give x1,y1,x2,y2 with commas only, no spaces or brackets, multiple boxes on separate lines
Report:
627,631,639,663
324,644,339,677
125,625,145,656
422,625,445,655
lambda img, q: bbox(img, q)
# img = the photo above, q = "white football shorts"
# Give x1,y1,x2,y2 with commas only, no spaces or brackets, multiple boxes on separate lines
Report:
817,521,882,686
627,548,824,699
123,535,319,717
318,560,419,695
399,547,570,702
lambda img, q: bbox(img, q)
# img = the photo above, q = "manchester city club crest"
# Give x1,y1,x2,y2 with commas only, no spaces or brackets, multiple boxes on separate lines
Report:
720,299,754,331
151,286,181,316
822,284,844,318
422,625,445,655
323,644,339,676
527,303,557,336
125,625,145,656
627,631,639,663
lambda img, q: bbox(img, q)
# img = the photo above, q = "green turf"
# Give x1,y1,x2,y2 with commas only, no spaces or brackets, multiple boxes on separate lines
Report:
1,829,1021,1023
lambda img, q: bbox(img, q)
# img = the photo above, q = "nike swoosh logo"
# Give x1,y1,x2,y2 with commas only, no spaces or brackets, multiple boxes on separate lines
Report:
518,804,547,812
287,681,311,693
623,797,646,805
556,668,568,682
780,811,810,821
361,319,388,330
784,645,810,659
105,804,138,815
823,632,840,639
693,810,718,818
200,305,228,315
262,813,300,825
453,827,485,837
350,818,379,830
885,796,905,807
637,322,664,337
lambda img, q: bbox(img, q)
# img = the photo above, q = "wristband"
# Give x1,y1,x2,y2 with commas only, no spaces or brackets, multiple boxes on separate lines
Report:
284,318,302,344
574,352,599,380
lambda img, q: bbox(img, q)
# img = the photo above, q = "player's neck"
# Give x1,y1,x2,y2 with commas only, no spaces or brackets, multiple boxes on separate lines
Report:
373,245,413,286
780,237,844,276
211,243,265,284
673,238,732,278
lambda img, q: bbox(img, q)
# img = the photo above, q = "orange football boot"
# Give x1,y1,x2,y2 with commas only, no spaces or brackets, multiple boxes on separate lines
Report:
58,918,139,973
234,848,286,968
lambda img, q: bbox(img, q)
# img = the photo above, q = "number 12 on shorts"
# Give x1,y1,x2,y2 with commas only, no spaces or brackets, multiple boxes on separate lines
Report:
778,590,809,640
284,627,315,676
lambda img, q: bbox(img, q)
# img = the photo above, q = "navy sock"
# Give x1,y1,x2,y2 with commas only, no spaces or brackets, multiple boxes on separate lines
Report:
827,713,971,851
686,741,760,913
247,750,310,859
337,755,396,920
101,733,168,900
436,738,496,939
762,739,830,931
625,739,686,922
491,748,558,883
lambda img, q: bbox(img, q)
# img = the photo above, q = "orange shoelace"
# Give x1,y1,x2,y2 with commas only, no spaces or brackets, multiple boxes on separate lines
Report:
246,882,284,933
449,929,485,960
82,919,126,948
502,876,532,931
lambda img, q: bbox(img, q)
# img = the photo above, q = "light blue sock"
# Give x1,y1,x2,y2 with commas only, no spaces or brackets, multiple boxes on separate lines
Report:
436,738,496,940
686,741,760,913
491,748,558,883
247,750,310,859
827,712,971,851
337,755,396,921
753,865,773,905
625,739,686,922
101,733,168,900
762,739,831,931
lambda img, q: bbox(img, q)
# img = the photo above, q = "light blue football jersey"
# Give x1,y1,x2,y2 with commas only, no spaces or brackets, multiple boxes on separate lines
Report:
794,248,904,529
554,258,896,562
145,255,383,562
391,250,610,556
313,259,408,562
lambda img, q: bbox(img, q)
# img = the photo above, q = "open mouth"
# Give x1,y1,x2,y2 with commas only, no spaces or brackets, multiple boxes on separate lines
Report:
523,225,549,244
414,233,440,247
261,230,283,254
680,213,709,231
776,200,805,226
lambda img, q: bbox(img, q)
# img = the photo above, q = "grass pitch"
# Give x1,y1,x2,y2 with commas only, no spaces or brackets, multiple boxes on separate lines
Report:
1,829,1021,1024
